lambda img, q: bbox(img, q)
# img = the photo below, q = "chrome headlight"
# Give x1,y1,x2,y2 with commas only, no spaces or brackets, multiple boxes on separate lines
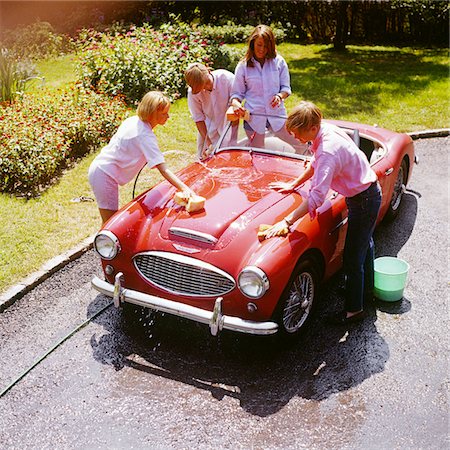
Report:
94,230,121,260
238,266,269,299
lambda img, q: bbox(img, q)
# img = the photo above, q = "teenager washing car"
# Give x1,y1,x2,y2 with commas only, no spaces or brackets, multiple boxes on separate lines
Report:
229,24,306,153
185,62,236,160
88,91,196,224
265,101,382,325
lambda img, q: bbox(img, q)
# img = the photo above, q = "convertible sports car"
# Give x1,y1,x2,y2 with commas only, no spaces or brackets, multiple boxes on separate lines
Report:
91,115,416,337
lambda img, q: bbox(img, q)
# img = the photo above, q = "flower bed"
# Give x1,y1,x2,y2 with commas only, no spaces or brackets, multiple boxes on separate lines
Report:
0,85,127,196
77,20,242,104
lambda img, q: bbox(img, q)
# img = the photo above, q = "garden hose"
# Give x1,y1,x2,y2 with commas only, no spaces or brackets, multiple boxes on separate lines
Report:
132,163,147,199
0,301,113,398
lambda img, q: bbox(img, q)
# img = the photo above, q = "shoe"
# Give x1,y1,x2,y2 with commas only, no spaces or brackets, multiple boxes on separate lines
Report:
326,310,367,325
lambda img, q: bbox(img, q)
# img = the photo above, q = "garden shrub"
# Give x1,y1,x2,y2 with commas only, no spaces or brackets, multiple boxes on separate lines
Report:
76,20,242,104
0,21,72,60
0,85,127,196
0,49,37,103
197,22,287,44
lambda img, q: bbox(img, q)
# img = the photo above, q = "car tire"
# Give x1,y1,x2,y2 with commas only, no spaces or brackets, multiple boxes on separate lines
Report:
385,158,408,222
274,257,320,339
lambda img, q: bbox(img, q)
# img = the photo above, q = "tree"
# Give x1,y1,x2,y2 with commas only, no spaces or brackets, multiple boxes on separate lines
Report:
334,0,350,50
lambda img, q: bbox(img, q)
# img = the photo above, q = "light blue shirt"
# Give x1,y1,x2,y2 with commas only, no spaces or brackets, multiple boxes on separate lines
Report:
231,54,291,134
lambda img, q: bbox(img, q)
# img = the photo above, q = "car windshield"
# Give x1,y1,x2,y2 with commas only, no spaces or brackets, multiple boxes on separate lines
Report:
214,114,312,161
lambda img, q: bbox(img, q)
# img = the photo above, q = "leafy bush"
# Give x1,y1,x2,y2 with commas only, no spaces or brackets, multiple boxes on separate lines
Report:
0,85,127,196
76,20,242,104
0,21,72,60
197,22,287,44
0,49,37,103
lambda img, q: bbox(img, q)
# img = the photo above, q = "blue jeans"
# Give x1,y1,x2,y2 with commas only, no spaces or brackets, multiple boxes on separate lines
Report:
343,181,382,312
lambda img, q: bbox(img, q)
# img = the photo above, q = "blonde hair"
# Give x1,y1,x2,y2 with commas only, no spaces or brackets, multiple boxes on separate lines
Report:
184,62,210,88
286,101,323,132
137,91,170,122
244,24,277,67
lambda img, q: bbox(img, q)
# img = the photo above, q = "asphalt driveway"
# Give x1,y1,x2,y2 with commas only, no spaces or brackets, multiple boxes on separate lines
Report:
0,137,448,449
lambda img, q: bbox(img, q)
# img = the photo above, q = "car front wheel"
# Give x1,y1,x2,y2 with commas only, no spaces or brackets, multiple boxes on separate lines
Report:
275,257,320,338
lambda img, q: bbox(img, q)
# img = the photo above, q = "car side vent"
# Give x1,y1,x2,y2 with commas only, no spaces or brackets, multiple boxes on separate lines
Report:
133,251,235,297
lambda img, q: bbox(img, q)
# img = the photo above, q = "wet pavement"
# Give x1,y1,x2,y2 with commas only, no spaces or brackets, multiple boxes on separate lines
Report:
0,138,448,449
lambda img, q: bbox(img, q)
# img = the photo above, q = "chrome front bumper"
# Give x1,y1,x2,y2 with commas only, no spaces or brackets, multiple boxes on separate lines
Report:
91,273,278,336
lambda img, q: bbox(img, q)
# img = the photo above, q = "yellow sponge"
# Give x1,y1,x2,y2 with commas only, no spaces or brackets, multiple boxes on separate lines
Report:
174,191,190,206
174,192,205,213
258,223,289,241
186,195,205,213
226,106,250,122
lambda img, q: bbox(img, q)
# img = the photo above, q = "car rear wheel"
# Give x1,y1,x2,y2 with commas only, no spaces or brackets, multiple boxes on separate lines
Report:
275,257,320,338
385,158,407,222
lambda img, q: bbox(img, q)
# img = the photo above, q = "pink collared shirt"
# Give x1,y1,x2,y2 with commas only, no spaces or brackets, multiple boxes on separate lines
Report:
308,122,377,218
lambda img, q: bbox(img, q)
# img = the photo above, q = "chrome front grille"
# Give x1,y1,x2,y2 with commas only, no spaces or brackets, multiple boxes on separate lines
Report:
133,251,235,297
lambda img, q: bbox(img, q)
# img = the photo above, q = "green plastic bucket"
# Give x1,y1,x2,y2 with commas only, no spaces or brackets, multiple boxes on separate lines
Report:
374,257,410,302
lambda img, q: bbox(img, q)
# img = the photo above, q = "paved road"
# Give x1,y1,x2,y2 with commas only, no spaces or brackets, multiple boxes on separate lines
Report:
0,138,448,449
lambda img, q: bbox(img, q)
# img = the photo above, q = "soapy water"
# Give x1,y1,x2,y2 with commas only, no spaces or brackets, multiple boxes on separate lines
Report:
163,150,265,185
133,149,272,199
197,158,265,186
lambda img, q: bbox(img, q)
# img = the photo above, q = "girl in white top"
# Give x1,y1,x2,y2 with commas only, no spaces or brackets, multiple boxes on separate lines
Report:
185,63,235,159
230,25,306,153
88,91,195,224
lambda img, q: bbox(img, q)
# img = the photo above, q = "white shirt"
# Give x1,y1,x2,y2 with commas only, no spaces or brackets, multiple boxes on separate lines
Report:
231,54,291,134
187,69,234,141
91,116,165,185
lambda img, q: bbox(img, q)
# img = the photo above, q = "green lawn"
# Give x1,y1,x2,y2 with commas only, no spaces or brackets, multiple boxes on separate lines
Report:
31,54,78,91
0,45,448,294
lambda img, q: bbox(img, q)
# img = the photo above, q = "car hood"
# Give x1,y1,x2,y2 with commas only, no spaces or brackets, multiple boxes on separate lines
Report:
136,151,305,249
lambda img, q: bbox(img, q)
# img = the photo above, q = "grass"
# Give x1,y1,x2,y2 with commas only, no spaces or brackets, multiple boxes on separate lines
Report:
279,44,449,132
31,54,78,91
0,44,448,294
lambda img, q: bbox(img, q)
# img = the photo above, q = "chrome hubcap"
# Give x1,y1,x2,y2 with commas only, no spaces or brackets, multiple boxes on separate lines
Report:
391,165,405,211
283,272,314,333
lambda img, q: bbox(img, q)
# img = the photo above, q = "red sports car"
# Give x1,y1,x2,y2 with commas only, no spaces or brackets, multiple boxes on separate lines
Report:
92,116,416,337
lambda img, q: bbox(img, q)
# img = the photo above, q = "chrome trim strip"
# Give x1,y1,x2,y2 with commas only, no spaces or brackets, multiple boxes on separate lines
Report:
92,276,278,336
329,217,348,235
169,227,218,245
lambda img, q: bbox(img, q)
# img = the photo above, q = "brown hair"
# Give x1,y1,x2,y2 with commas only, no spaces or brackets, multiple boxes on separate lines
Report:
286,101,323,132
184,62,211,88
243,24,277,67
137,91,170,122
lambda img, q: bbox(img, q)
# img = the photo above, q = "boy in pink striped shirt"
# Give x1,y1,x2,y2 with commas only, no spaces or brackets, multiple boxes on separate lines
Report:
267,101,381,325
